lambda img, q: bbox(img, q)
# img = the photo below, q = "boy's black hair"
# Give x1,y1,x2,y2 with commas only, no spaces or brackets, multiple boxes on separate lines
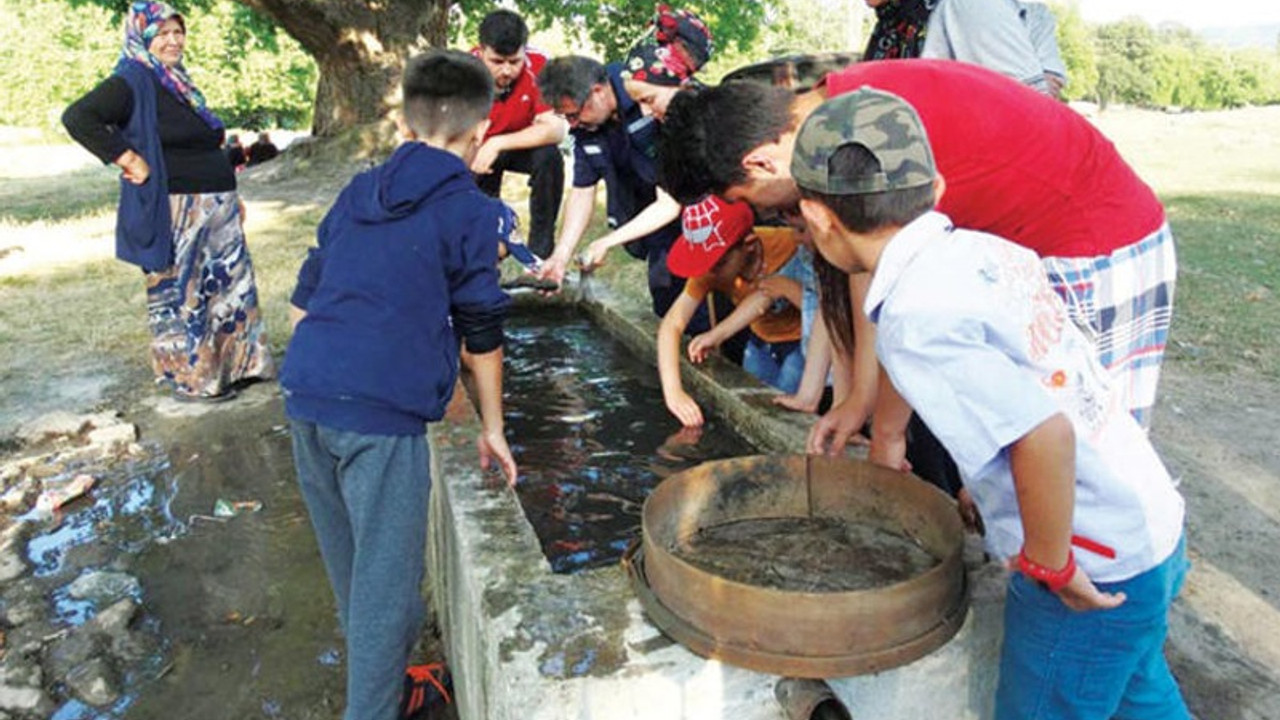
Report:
478,9,528,56
805,143,936,354
656,88,713,204
537,55,608,108
657,81,794,205
402,49,494,141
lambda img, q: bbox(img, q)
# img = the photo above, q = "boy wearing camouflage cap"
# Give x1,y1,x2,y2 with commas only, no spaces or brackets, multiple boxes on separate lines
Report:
659,61,1177,495
794,88,1189,720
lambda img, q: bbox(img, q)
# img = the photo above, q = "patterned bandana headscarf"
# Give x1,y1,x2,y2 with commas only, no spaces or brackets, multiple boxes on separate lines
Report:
623,5,713,87
120,1,223,130
863,0,937,61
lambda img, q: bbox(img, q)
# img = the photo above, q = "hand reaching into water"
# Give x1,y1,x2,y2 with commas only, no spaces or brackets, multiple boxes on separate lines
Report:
478,428,518,488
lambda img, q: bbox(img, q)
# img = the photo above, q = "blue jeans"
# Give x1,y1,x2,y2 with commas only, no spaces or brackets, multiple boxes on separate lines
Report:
290,420,432,720
743,336,804,394
996,536,1190,720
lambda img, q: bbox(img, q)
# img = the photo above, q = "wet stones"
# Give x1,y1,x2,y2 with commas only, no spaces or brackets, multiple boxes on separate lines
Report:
0,579,45,627
0,654,52,717
63,658,120,707
0,525,29,583
0,410,163,717
67,571,141,606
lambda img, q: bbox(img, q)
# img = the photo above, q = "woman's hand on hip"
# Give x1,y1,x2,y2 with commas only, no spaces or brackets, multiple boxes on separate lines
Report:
115,150,150,185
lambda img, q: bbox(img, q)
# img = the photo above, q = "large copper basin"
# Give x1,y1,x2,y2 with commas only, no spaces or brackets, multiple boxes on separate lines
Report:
625,454,968,678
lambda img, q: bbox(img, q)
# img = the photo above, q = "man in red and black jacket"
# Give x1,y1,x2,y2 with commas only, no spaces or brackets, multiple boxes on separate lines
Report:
470,9,567,259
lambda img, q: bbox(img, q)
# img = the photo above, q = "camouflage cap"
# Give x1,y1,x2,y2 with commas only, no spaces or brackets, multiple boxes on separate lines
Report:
791,87,937,195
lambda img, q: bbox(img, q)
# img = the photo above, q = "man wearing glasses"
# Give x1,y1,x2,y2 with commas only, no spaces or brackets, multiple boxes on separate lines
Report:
535,55,689,320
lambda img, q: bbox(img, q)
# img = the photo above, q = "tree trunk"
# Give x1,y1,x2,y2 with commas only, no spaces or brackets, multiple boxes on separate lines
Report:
234,0,451,136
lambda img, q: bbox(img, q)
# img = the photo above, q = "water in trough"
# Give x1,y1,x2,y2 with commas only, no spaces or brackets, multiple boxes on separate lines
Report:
504,309,757,573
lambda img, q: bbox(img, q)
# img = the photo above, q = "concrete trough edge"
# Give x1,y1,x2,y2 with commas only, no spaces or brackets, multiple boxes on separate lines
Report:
427,275,1008,719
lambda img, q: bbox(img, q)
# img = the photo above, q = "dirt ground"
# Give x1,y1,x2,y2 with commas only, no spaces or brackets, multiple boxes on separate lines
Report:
2,108,1279,719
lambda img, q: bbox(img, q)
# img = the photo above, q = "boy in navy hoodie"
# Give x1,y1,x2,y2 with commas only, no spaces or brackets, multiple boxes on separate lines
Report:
282,50,518,720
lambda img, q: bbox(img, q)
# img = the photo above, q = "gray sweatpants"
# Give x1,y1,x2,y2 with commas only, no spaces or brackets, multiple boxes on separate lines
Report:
290,420,431,720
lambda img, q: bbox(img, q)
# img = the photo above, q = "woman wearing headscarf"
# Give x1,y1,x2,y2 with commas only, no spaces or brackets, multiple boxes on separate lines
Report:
863,0,937,60
63,1,272,402
864,0,1067,96
570,4,713,272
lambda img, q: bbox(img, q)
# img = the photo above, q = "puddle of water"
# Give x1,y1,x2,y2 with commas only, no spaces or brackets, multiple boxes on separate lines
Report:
120,406,346,719
26,460,178,580
50,697,133,720
10,394,345,719
505,310,756,574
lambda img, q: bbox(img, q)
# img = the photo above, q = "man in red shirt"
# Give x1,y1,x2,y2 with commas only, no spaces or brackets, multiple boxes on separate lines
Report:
472,10,567,258
659,59,1176,476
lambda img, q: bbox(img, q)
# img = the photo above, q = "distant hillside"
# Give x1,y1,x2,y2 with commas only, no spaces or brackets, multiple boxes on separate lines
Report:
1199,23,1280,50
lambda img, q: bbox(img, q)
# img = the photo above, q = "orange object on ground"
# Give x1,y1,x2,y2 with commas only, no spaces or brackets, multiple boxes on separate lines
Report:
401,662,452,719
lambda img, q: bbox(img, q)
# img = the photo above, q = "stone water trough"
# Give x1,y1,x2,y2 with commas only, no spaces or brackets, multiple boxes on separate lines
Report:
426,277,1009,720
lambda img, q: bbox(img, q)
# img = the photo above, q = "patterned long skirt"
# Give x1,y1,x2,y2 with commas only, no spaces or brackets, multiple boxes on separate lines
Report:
145,192,274,399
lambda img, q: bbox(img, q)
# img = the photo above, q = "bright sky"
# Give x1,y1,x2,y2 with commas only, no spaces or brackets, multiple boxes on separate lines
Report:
1073,0,1280,29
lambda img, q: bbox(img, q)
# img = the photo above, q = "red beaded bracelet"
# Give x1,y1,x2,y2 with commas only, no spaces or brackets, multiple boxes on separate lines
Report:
1016,548,1076,592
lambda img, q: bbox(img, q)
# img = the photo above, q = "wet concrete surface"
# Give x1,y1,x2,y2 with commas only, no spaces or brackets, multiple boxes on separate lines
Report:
26,384,347,719
120,389,345,719
6,382,458,720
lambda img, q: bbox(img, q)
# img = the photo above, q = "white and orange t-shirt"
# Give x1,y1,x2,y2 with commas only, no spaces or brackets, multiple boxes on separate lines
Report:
865,211,1184,583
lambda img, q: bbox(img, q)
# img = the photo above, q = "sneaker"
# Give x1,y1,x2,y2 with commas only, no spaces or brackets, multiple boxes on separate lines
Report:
400,662,452,719
172,388,239,403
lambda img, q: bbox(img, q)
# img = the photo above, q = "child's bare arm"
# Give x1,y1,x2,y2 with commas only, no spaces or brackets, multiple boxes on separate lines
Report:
658,293,705,427
755,275,803,308
774,307,833,413
809,273,878,454
1010,413,1124,611
461,346,518,486
690,292,769,362
867,377,913,470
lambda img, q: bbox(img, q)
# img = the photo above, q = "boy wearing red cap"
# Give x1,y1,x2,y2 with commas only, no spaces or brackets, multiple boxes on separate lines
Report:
659,195,805,426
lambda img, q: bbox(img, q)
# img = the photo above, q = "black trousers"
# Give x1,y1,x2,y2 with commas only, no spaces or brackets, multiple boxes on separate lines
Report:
905,413,964,498
475,144,564,259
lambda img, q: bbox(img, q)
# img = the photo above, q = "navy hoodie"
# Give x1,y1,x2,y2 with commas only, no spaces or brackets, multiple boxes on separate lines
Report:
281,143,511,435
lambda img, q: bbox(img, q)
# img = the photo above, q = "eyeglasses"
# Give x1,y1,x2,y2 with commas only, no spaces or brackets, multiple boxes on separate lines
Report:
557,87,598,125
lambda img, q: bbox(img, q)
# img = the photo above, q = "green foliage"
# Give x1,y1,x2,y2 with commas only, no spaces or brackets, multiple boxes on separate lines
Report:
187,0,316,128
1047,2,1097,102
1094,18,1158,107
1056,9,1280,110
0,0,315,131
701,0,865,83
486,0,780,64
1,0,119,128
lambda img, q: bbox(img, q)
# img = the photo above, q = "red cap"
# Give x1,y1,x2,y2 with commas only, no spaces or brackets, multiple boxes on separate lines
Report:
667,195,755,278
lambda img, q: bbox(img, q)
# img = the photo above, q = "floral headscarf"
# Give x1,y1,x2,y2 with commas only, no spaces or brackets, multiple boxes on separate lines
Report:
863,0,937,61
120,1,223,130
623,5,713,87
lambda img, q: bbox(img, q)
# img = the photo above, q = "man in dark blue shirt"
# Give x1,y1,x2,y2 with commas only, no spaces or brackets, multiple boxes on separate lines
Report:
535,55,687,318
